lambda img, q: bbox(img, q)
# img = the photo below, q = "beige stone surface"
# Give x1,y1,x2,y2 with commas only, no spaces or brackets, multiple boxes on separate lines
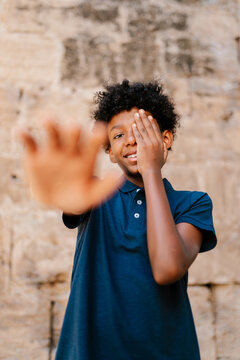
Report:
0,0,239,358
189,226,240,285
51,295,69,357
10,210,75,285
0,34,60,86
0,87,19,155
1,0,120,38
188,286,216,360
0,216,12,294
21,87,94,128
213,285,240,360
0,284,50,360
164,76,191,116
0,157,31,216
188,8,239,79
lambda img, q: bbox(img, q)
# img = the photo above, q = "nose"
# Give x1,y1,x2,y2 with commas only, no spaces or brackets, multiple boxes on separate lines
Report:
125,129,136,146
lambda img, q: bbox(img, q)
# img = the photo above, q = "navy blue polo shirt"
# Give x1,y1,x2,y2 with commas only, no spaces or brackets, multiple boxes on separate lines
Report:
55,178,217,360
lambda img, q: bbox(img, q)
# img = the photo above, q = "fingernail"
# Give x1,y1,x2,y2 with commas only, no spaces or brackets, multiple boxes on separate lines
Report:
135,113,139,118
139,109,145,114
132,123,137,127
148,115,153,121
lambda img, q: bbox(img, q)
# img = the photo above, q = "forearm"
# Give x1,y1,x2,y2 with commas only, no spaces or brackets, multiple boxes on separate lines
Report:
143,169,188,284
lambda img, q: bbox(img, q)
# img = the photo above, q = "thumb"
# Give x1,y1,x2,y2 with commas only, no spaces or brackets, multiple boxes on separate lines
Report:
90,171,124,206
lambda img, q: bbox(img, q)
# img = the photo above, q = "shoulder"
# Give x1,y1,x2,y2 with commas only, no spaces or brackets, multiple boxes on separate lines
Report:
164,179,212,214
177,190,213,214
164,179,216,252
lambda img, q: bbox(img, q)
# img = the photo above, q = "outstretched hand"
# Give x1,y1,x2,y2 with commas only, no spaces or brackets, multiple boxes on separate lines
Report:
19,121,123,214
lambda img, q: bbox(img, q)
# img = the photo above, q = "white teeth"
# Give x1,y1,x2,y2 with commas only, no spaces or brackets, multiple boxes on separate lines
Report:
127,154,137,158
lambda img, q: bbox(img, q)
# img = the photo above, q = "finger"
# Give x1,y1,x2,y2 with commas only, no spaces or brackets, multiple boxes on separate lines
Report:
133,112,145,139
90,171,124,206
44,121,61,150
132,122,142,143
139,110,158,142
84,122,108,173
148,116,162,142
63,126,82,154
18,131,38,153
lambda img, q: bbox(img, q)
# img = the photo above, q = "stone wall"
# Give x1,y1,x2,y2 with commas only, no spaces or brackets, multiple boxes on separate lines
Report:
0,0,239,359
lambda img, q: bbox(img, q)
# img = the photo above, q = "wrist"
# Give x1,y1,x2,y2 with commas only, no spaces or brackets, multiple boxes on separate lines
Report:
141,167,163,181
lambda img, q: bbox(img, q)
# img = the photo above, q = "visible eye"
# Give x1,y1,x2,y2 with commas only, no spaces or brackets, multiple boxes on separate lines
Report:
113,133,123,139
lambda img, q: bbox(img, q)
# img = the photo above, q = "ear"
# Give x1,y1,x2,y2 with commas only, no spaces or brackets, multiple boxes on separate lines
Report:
108,146,117,163
162,130,173,150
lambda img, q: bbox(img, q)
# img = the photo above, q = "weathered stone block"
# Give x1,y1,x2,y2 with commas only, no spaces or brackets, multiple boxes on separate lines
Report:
165,34,226,77
0,285,50,359
176,0,238,16
0,34,60,86
213,285,240,360
52,296,69,353
166,109,240,167
0,87,20,155
189,213,240,286
39,285,70,358
199,163,240,227
191,94,233,124
1,0,120,38
72,2,119,23
61,34,122,86
188,8,239,78
165,4,239,77
163,76,191,116
198,0,239,22
188,286,216,360
120,37,164,83
0,157,30,208
162,162,201,191
189,77,239,97
189,222,240,285
11,211,75,284
127,4,189,35
175,0,200,4
61,33,165,86
222,109,240,154
0,216,12,294
189,229,240,284
21,87,94,128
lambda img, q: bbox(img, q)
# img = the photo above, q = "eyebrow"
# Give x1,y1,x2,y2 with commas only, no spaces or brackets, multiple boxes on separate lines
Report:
110,125,123,133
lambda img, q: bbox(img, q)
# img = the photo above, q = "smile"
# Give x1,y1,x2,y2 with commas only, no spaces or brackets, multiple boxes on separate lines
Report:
126,154,137,159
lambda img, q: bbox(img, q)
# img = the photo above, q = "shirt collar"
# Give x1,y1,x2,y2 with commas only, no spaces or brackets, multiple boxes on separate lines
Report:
119,177,173,193
119,179,141,193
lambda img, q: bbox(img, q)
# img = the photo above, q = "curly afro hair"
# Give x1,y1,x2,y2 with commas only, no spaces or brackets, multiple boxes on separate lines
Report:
93,79,180,139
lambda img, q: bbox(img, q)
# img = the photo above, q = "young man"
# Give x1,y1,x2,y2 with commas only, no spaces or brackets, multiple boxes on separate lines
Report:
20,80,217,360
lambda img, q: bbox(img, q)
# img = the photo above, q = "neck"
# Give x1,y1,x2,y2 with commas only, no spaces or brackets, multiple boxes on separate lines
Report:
123,173,144,187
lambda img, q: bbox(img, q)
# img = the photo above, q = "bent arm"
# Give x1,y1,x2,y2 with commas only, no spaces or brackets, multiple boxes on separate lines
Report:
143,169,202,285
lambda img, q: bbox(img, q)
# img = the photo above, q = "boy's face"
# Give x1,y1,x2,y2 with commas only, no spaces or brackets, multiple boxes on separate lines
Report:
107,107,153,180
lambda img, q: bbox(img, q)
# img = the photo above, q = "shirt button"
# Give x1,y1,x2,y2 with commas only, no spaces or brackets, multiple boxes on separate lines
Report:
136,189,140,192
137,200,142,205
134,213,140,218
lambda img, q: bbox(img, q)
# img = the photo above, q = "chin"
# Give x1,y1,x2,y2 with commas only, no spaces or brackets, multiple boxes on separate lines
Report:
125,168,141,178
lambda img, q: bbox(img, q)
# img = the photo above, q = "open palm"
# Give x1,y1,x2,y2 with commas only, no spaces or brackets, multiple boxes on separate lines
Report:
20,121,123,214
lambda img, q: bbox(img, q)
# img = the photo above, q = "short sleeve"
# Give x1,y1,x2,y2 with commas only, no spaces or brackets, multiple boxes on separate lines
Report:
175,192,217,252
62,212,89,229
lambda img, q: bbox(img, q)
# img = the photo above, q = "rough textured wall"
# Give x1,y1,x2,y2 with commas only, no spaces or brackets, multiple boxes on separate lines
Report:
0,0,239,359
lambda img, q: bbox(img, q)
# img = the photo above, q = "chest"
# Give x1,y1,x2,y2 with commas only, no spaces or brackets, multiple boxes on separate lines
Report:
103,189,147,238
